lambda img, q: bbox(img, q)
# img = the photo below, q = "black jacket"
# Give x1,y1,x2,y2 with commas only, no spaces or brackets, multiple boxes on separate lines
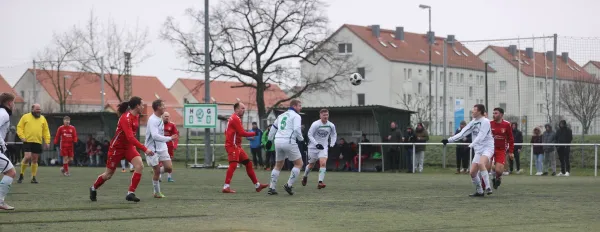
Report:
556,122,573,145
385,128,403,151
513,129,524,150
455,128,472,153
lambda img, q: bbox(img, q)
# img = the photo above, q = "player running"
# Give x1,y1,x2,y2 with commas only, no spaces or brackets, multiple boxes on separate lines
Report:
302,109,337,189
54,116,78,176
89,96,154,202
144,100,178,198
489,108,514,190
222,102,269,193
266,99,305,195
442,104,494,197
0,93,18,210
163,111,179,182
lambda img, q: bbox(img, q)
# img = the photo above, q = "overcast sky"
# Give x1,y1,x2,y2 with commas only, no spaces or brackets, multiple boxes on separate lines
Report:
1,0,598,87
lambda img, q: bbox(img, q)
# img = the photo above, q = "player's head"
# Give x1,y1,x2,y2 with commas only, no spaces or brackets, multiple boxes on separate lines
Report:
152,99,165,115
492,107,504,121
162,111,171,123
118,96,144,115
289,99,302,112
234,102,246,117
472,104,486,118
252,122,258,129
63,116,70,126
31,103,42,118
460,120,466,129
319,109,329,122
0,92,15,113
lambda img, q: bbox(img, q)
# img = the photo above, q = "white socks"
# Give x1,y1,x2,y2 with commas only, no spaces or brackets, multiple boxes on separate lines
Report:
0,176,13,201
287,167,300,187
254,182,261,188
270,169,280,189
223,184,230,189
318,168,326,182
168,173,172,178
471,175,483,193
152,180,161,194
129,163,134,169
304,165,311,177
480,170,491,190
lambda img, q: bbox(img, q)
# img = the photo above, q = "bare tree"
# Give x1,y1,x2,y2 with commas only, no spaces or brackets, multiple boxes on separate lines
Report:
559,77,600,136
75,11,151,102
397,93,430,127
162,0,359,127
36,28,82,112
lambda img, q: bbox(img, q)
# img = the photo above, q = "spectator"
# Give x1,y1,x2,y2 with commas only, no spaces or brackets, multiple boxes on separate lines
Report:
247,122,263,169
354,134,371,171
86,135,101,167
336,138,353,171
384,122,403,172
542,124,557,176
414,122,429,173
531,127,544,175
261,124,275,171
556,120,573,176
510,122,524,174
403,126,415,173
455,121,471,174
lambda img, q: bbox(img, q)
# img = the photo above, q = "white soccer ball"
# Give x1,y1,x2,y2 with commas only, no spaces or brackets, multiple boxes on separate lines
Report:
349,72,364,86
50,159,57,165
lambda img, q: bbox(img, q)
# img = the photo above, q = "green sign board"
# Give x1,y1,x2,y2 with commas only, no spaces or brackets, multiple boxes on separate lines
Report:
183,104,218,128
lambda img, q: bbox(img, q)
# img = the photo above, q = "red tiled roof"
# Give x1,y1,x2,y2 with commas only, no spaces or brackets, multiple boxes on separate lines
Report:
176,78,289,110
485,46,594,81
0,74,24,103
342,24,491,72
584,61,600,69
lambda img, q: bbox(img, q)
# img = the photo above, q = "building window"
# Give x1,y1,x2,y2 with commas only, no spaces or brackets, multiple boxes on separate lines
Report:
439,96,443,107
449,97,453,104
499,103,507,110
184,98,189,103
480,76,484,85
357,93,365,106
499,81,507,92
338,43,352,54
449,72,453,83
440,72,444,82
408,69,412,80
404,68,407,80
357,67,366,79
20,90,25,99
418,82,422,94
469,86,473,98
460,73,465,84
418,69,422,76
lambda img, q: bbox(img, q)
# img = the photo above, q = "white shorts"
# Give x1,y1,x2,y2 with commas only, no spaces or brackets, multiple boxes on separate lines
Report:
146,150,171,167
274,143,302,162
0,153,14,173
471,147,494,164
307,148,328,164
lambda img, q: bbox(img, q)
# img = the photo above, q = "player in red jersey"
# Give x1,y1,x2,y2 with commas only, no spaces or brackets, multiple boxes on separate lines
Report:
222,102,269,193
89,97,154,202
489,107,514,190
162,112,179,182
53,116,78,176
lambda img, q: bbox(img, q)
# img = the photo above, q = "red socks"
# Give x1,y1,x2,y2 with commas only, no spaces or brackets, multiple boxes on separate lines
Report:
225,162,238,184
245,161,258,184
63,163,69,173
128,172,142,192
93,175,106,189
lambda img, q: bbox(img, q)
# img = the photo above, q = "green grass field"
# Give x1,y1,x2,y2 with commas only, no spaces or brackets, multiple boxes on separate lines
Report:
2,165,600,232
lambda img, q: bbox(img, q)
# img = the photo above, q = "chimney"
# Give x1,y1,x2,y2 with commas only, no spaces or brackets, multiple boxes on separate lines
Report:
427,31,435,44
394,27,404,40
447,35,455,46
371,25,380,38
562,52,569,63
508,45,517,56
546,51,554,60
526,48,534,59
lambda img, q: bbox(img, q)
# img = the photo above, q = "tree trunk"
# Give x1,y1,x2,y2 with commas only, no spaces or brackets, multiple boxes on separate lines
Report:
255,79,267,129
581,125,586,168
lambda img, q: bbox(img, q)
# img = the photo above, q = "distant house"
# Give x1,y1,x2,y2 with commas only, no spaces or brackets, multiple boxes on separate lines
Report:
0,74,25,114
13,69,183,133
169,78,289,132
583,61,600,79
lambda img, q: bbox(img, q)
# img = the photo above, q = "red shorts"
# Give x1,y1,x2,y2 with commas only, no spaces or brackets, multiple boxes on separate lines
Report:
493,149,506,165
60,146,74,157
225,146,249,163
168,146,174,158
106,146,141,170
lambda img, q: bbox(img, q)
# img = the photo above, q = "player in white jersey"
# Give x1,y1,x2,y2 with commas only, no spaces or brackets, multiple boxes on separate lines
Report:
265,100,304,195
301,109,337,189
442,104,494,197
144,99,178,198
0,93,17,210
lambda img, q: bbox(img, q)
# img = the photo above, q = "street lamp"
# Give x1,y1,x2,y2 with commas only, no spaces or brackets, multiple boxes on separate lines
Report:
419,4,432,130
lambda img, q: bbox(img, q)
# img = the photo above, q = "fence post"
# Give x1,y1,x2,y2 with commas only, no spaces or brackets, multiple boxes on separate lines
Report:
595,144,597,177
442,146,446,169
382,147,385,172
530,144,533,176
358,143,362,173
194,146,198,166
412,143,416,173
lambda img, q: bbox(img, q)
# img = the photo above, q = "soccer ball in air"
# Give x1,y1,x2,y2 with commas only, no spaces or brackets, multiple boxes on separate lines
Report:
50,159,57,165
349,72,364,86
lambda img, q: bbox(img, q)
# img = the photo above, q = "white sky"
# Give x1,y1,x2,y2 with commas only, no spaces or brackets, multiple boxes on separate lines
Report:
1,0,598,87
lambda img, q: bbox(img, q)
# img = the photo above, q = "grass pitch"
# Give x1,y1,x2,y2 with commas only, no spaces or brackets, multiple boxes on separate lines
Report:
1,165,600,232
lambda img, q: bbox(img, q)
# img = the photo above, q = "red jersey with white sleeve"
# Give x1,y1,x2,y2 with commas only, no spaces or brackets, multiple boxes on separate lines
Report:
490,120,514,153
224,113,255,149
164,121,179,149
109,112,147,151
54,125,78,148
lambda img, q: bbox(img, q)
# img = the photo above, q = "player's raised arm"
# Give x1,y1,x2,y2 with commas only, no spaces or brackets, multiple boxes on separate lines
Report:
448,121,475,143
149,119,172,142
120,116,148,151
268,119,279,141
330,123,338,147
470,120,491,148
233,117,255,137
307,121,318,146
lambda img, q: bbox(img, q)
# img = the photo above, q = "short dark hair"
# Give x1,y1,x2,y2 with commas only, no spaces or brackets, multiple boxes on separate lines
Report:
233,102,240,110
290,99,301,107
319,108,328,114
152,99,163,111
63,116,70,120
0,92,15,105
252,122,257,125
493,107,504,114
474,104,486,114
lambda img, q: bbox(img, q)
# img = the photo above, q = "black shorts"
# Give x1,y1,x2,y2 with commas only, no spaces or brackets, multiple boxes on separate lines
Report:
23,142,43,154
